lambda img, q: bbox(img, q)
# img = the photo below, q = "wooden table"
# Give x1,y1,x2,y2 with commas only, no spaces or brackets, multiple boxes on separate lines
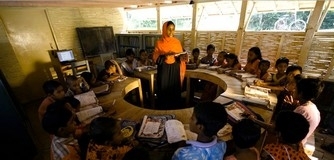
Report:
134,69,157,108
99,69,277,125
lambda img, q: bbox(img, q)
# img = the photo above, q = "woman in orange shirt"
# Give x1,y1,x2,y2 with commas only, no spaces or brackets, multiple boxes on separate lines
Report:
153,21,186,109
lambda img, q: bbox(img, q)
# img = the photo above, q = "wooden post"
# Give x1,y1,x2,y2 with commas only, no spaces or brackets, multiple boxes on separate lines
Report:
276,34,285,60
221,33,225,51
157,4,161,33
191,2,197,49
235,0,248,55
298,0,325,67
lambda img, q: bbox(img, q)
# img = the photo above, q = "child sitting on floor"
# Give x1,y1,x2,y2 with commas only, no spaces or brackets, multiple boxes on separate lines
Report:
137,49,152,67
258,111,310,159
42,101,88,160
243,47,262,74
285,77,324,145
214,51,227,66
65,75,90,97
121,49,138,77
81,72,105,88
224,53,241,70
272,57,289,85
189,48,200,67
172,101,228,160
200,44,216,65
230,119,261,160
256,60,272,82
38,80,66,121
97,60,120,83
86,117,147,160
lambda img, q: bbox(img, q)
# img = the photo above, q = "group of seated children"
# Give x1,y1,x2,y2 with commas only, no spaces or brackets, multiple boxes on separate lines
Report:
120,49,153,77
39,74,323,160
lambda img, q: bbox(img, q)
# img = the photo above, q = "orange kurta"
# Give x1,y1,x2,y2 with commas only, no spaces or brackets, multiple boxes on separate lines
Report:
153,22,185,85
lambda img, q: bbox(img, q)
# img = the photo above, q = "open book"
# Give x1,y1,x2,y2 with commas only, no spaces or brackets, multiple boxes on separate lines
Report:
165,120,187,143
91,84,111,96
224,101,256,125
74,91,103,122
244,85,270,100
137,115,170,139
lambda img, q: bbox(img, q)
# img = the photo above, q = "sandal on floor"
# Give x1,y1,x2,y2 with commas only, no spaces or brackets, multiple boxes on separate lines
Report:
319,128,334,135
321,143,334,154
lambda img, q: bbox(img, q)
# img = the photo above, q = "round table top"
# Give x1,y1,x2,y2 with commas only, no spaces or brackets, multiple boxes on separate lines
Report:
98,69,276,125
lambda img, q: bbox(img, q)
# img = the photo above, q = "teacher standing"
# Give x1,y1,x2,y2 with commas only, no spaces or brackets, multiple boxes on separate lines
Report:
153,21,186,109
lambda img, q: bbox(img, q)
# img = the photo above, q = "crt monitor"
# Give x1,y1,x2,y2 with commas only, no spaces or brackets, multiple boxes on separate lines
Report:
57,50,75,62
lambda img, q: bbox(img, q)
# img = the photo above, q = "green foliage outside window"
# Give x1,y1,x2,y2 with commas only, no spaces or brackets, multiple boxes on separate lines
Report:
319,10,334,31
247,11,310,31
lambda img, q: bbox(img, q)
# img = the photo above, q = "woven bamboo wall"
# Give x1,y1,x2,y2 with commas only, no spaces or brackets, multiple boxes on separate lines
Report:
242,32,305,71
195,31,237,56
307,34,334,79
190,31,306,72
179,31,192,51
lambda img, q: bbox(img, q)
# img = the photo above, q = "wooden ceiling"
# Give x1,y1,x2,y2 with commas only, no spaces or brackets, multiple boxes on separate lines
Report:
0,0,191,7
0,0,331,12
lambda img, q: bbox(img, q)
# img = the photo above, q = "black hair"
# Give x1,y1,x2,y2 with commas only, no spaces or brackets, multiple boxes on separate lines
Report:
259,59,270,66
232,119,261,149
275,57,289,67
166,21,175,27
64,96,80,110
207,44,215,51
125,48,135,57
225,53,239,67
104,60,115,70
81,72,93,84
89,117,118,145
249,47,262,61
296,77,324,101
194,101,228,137
139,49,146,55
42,80,62,95
275,111,309,144
285,65,302,75
66,75,78,84
42,101,73,135
219,51,228,55
192,48,200,54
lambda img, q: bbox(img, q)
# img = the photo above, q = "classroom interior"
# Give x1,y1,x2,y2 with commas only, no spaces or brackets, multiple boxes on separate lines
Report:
1,0,334,159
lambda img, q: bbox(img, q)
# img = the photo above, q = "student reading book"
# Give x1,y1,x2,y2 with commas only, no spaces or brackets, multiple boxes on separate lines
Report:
74,90,104,123
172,102,228,160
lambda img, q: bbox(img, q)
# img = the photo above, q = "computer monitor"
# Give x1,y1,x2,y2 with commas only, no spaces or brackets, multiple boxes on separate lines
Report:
57,50,75,63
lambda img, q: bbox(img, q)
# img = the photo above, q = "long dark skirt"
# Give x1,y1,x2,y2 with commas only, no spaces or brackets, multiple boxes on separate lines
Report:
156,61,181,109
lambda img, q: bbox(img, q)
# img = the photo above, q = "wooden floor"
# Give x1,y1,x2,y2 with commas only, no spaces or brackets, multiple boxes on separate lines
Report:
23,99,334,160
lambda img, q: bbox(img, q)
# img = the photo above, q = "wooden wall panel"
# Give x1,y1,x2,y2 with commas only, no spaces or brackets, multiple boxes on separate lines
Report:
0,8,55,103
47,7,124,62
0,7,124,103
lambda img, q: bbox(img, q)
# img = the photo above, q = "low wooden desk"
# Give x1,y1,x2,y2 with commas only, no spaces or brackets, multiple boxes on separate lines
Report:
134,69,157,108
100,69,276,125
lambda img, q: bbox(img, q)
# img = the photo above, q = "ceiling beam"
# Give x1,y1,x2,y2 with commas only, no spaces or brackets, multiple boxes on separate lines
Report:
298,0,325,67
